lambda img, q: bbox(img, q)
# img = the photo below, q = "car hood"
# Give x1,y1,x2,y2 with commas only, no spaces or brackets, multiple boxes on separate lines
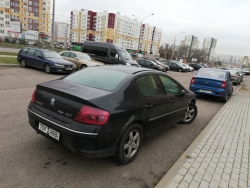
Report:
123,59,139,65
46,58,74,65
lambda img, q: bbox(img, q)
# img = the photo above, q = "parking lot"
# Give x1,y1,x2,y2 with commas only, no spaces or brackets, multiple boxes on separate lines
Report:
0,67,242,188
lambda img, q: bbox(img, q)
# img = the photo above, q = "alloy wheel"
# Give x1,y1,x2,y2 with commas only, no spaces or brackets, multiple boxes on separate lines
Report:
124,130,140,158
184,106,195,122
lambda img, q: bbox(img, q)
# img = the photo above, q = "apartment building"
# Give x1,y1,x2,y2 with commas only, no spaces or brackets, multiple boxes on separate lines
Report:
0,0,51,39
182,35,199,49
54,21,70,42
70,9,162,55
203,38,217,61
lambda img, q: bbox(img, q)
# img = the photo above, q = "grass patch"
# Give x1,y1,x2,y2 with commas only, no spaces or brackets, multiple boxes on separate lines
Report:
0,57,18,64
240,84,250,93
185,155,192,159
0,52,18,56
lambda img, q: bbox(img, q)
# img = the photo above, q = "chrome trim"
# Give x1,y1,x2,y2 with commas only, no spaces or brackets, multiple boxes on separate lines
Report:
149,107,187,121
27,109,98,136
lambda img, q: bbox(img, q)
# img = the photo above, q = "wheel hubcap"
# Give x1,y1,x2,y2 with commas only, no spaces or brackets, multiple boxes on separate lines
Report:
21,61,25,66
124,130,140,158
184,106,195,122
45,66,50,72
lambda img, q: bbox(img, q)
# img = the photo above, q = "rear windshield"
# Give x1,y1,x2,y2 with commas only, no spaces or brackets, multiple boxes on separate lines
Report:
229,70,237,76
64,67,129,91
196,69,226,79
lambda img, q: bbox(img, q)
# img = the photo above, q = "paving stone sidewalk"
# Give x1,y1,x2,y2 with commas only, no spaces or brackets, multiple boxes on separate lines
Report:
156,78,250,188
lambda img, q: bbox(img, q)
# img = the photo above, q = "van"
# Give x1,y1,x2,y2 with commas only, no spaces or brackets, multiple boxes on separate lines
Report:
82,41,140,67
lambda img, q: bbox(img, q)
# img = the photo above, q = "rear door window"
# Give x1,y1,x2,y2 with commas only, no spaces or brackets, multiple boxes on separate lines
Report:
70,52,77,58
61,52,70,57
27,49,35,56
21,48,29,54
34,50,43,58
159,75,180,95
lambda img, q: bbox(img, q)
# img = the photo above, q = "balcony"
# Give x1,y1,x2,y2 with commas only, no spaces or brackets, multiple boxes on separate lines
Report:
42,5,46,9
42,0,46,3
23,0,27,4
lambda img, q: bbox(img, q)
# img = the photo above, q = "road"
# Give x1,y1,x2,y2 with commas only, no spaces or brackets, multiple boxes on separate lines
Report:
0,47,20,53
0,67,241,188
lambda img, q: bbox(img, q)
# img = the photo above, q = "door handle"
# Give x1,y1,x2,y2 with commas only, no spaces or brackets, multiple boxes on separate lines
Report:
170,99,175,103
144,103,153,108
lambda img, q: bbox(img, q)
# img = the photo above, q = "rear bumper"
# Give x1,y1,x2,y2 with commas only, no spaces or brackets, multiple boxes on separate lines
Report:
27,105,117,158
190,84,227,97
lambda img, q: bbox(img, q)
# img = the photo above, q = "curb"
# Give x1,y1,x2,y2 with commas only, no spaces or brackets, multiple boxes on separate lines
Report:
0,64,20,67
155,82,245,188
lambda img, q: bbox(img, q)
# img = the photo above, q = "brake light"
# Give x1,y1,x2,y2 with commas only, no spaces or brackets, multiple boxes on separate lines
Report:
221,80,226,88
31,89,36,103
190,77,195,84
75,105,110,126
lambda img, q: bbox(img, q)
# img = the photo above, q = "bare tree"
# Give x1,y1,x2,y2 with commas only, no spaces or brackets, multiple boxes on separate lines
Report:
176,45,189,60
159,44,172,59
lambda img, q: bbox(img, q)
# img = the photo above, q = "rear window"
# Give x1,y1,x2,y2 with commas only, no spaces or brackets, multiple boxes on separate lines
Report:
64,67,129,91
197,69,226,79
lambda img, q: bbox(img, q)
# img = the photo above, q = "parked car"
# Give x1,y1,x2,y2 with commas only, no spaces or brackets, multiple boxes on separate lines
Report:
137,59,165,71
4,38,13,43
189,68,233,102
189,63,204,70
59,51,104,69
177,62,194,72
165,61,187,72
228,69,241,85
82,41,140,67
27,66,197,164
231,68,243,82
17,47,76,74
0,37,5,42
153,60,169,71
242,68,250,76
27,41,35,45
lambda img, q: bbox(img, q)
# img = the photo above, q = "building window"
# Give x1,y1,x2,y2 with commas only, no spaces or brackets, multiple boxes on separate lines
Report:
0,30,4,33
5,21,9,25
5,9,9,12
29,1,32,5
0,11,3,14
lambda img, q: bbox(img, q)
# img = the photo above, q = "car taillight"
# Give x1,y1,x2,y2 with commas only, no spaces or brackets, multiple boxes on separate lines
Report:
31,89,36,103
190,77,195,84
221,80,226,88
75,105,110,126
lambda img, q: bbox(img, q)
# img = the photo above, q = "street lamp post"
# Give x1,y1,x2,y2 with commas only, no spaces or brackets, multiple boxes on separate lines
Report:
51,0,55,50
61,15,70,48
169,31,185,60
133,13,154,58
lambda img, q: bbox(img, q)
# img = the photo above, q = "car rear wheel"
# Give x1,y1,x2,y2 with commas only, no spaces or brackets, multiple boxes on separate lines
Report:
44,64,51,74
228,87,233,96
180,103,197,124
81,64,87,69
178,68,182,72
114,123,143,164
21,59,27,68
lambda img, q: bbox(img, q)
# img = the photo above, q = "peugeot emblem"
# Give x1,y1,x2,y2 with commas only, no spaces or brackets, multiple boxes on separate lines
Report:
50,98,55,106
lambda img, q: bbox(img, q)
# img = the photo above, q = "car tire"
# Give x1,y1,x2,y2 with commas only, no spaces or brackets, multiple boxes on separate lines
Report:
81,64,87,69
21,59,27,68
114,123,143,164
44,64,51,74
241,78,243,82
180,103,197,124
228,87,233,96
178,69,182,72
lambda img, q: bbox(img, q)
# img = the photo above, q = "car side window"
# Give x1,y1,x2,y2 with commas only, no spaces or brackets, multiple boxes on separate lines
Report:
27,49,35,56
138,60,145,65
34,50,43,58
159,75,180,95
93,47,108,57
110,49,118,58
70,53,77,58
136,75,163,96
21,48,29,54
61,52,70,57
146,61,152,66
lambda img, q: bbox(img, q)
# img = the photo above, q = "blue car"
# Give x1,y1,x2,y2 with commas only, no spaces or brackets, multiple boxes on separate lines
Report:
17,47,76,74
189,68,233,102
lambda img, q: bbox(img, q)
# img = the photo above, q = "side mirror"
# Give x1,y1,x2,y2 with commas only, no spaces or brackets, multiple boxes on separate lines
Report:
180,90,186,96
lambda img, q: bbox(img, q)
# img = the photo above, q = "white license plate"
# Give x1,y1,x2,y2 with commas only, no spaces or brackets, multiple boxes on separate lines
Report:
66,68,73,70
38,122,60,141
200,89,212,94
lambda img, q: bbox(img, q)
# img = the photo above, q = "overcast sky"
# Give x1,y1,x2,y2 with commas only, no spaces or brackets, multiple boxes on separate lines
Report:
54,0,250,56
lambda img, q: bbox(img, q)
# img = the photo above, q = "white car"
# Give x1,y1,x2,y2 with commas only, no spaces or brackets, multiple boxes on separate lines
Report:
177,62,194,72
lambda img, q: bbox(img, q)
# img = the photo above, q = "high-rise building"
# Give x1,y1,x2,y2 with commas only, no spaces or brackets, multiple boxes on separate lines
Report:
183,35,199,50
54,22,70,42
0,0,51,40
203,38,217,61
70,9,162,55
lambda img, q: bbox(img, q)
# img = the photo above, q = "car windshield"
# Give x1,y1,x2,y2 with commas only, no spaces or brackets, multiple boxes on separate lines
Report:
64,67,129,91
43,52,62,59
196,69,226,79
77,53,92,60
118,50,132,60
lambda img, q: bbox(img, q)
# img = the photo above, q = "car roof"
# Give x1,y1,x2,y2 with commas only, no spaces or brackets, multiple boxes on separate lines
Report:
22,47,56,52
83,41,127,50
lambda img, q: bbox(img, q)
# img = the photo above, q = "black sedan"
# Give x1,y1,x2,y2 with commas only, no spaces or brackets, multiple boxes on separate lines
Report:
27,66,197,164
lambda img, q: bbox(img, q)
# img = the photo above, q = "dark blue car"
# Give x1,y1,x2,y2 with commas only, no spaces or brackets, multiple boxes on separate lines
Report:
189,68,233,102
17,47,76,74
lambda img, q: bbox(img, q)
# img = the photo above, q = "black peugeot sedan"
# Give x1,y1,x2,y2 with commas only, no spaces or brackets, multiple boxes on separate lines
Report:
27,66,197,164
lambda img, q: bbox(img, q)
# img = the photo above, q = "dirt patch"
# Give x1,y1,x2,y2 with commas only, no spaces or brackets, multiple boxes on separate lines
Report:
239,84,250,93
